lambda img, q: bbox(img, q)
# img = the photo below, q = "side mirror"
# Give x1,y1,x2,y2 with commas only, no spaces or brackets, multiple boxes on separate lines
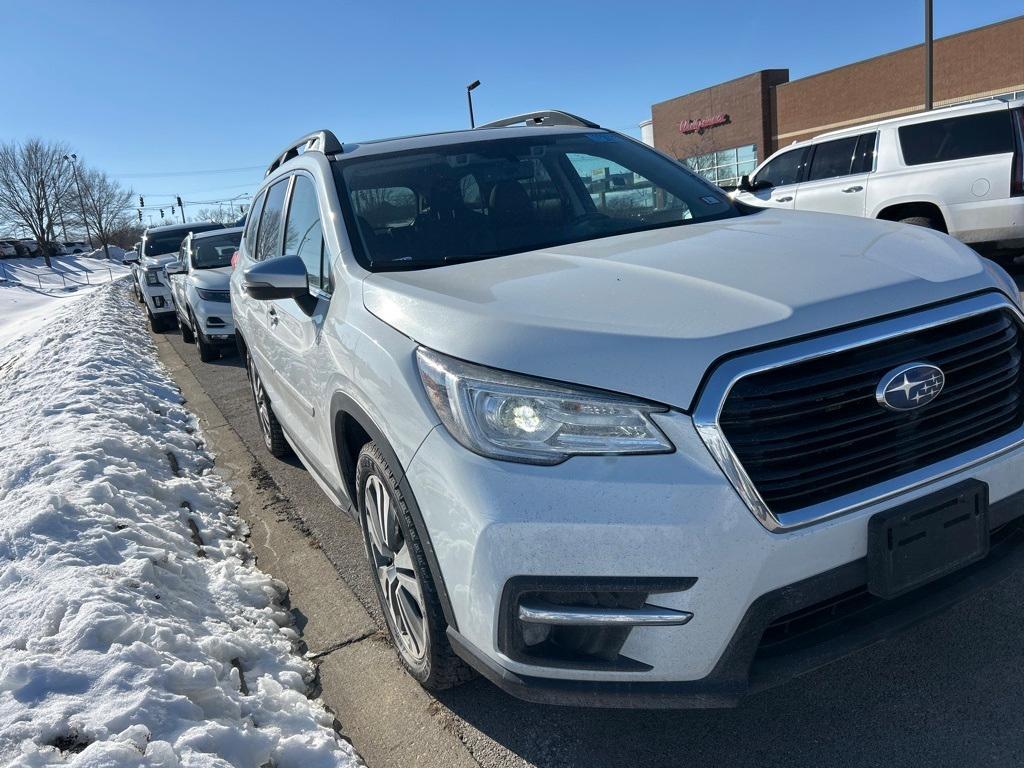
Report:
738,174,752,192
165,260,185,275
242,254,308,301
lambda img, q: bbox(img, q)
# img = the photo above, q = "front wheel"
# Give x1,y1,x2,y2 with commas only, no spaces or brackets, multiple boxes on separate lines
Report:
899,215,939,230
356,443,473,690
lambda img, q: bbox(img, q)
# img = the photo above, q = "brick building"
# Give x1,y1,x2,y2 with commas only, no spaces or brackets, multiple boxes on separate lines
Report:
648,16,1024,187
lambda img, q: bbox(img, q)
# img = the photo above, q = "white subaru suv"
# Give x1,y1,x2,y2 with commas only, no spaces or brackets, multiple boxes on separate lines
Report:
733,97,1024,266
230,113,1024,708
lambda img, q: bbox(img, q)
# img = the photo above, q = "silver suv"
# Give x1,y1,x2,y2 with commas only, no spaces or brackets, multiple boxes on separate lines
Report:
231,112,1024,707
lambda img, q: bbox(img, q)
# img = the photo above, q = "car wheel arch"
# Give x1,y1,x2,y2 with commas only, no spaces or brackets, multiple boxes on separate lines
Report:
329,391,460,631
875,200,949,232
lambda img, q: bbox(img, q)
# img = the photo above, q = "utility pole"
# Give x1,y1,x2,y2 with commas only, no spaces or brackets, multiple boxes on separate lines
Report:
176,196,186,224
65,154,92,246
924,0,933,110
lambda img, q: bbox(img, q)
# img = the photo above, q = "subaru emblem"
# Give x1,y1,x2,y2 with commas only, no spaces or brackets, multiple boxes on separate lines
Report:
876,363,945,412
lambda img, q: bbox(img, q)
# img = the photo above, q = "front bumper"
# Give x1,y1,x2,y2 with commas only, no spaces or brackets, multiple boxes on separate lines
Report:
404,411,1024,708
192,298,235,342
143,286,174,314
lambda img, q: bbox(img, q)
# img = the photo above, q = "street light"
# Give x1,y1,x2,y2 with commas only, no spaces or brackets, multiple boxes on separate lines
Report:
64,153,93,246
467,80,481,128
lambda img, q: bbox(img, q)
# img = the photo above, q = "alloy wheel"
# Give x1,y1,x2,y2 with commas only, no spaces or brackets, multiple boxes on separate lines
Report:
363,474,427,662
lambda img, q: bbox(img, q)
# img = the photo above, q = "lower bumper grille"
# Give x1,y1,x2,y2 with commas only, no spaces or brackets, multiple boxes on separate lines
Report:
719,307,1024,515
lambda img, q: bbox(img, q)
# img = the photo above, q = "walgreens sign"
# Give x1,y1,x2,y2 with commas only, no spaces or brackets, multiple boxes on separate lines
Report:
678,113,730,134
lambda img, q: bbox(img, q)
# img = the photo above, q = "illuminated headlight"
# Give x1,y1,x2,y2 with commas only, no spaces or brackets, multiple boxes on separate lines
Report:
145,270,161,286
416,348,673,465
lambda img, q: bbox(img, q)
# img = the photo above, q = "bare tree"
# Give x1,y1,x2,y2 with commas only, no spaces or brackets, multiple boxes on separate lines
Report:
0,139,75,267
191,206,243,225
78,168,133,260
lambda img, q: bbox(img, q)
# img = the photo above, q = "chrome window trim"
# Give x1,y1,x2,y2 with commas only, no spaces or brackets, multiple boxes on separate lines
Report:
693,292,1024,532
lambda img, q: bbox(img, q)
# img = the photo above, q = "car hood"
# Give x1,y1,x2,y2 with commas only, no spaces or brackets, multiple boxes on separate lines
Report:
141,253,177,269
191,266,232,290
362,209,1013,410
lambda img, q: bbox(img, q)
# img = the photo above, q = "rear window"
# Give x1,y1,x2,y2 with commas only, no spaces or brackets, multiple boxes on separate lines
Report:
899,111,1013,166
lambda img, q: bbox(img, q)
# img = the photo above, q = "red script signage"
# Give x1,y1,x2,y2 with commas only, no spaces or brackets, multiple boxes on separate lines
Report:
678,114,730,134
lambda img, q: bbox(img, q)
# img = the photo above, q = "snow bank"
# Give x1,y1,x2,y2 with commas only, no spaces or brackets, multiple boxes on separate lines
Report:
0,259,132,351
0,284,361,767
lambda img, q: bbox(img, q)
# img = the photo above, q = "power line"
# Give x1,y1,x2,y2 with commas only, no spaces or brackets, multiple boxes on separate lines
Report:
112,164,263,179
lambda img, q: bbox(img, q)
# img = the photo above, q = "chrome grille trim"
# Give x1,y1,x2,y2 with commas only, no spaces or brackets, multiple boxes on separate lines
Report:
693,292,1024,532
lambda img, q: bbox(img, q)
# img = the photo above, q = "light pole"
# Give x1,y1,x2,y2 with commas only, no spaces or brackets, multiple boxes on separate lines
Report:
64,154,93,246
924,0,933,110
467,80,481,128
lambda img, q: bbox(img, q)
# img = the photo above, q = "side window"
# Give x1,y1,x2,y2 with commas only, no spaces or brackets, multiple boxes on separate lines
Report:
255,180,289,262
244,189,267,258
852,132,877,174
753,148,808,188
807,137,859,181
899,111,1013,166
284,176,327,292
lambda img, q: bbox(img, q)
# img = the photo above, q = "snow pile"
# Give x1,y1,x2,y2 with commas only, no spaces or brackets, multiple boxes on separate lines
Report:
0,284,361,768
83,245,127,262
0,258,132,351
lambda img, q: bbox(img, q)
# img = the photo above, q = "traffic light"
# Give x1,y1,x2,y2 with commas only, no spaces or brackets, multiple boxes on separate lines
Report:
176,196,183,208
137,209,142,222
159,209,164,219
139,196,144,207
171,206,176,216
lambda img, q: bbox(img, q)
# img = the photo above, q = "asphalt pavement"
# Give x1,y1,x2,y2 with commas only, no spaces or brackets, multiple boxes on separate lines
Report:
159,266,1024,768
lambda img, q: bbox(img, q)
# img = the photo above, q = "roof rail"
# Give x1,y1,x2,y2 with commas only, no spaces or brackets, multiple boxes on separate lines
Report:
265,129,343,177
478,110,601,130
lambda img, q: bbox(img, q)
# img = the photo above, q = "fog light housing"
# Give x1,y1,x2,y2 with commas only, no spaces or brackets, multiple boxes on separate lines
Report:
498,577,696,671
206,316,226,327
153,296,165,308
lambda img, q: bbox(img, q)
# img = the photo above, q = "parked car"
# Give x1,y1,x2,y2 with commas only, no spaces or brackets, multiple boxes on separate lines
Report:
134,222,225,331
63,241,90,254
18,239,40,256
0,240,17,258
231,114,1024,708
166,227,242,361
121,249,139,264
732,96,1024,265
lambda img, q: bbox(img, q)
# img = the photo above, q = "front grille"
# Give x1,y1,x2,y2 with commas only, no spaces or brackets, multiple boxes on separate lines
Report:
719,308,1024,515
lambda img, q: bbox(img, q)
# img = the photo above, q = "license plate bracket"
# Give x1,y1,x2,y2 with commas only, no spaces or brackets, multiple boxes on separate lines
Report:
868,480,989,599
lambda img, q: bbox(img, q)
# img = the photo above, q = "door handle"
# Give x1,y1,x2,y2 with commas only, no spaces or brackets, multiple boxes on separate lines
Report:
774,196,793,203
268,307,279,326
842,185,864,193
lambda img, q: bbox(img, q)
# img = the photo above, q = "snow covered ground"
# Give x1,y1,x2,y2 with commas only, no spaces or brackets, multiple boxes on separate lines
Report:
0,257,131,350
0,283,362,767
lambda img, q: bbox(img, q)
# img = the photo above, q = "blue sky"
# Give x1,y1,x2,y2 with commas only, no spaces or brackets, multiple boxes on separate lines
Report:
4,0,1021,215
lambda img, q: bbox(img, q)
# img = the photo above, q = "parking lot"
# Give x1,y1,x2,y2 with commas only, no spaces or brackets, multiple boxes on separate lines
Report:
151,267,1024,768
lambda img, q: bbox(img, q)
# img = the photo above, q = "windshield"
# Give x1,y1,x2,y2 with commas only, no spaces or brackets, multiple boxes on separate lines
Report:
144,234,187,257
191,231,242,269
333,132,740,271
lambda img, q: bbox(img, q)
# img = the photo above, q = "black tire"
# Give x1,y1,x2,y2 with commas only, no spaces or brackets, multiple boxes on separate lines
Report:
356,442,474,691
197,328,219,362
899,215,938,230
148,310,167,333
179,310,195,343
246,350,291,457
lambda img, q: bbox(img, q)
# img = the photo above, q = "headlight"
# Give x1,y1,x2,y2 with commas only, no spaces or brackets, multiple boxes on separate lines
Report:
196,288,230,302
145,270,160,286
416,348,673,464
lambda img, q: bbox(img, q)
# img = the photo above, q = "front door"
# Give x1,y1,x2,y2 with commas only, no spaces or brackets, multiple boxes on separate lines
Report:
734,146,809,210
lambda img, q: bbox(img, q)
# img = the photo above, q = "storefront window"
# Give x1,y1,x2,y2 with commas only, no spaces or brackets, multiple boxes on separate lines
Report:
682,144,757,188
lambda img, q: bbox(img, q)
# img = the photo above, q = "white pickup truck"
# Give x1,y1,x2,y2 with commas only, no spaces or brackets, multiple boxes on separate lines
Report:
133,222,225,331
166,227,242,361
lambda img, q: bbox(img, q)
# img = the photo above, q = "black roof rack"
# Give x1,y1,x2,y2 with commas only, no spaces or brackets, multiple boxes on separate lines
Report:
477,110,601,130
265,129,343,177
